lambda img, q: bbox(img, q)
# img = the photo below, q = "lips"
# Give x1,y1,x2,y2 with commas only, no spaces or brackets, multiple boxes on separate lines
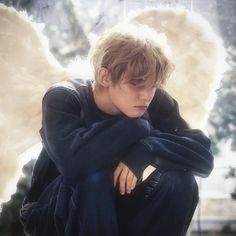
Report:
134,106,148,109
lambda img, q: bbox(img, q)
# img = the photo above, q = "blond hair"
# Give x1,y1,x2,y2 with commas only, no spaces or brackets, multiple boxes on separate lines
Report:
89,23,174,88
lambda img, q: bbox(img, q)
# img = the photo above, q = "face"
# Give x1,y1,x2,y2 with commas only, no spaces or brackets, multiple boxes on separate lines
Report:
107,78,156,118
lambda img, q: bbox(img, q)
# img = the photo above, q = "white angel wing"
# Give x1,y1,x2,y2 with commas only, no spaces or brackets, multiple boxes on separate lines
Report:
128,7,225,129
0,5,225,203
0,4,69,203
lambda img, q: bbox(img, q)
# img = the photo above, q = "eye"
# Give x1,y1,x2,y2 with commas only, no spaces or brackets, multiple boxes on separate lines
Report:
129,79,144,87
129,81,139,86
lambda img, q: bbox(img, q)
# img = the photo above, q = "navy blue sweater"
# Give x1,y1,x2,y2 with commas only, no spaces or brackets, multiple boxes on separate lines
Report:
39,79,213,181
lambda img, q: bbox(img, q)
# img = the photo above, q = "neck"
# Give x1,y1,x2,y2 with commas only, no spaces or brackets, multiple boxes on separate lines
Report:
92,84,120,116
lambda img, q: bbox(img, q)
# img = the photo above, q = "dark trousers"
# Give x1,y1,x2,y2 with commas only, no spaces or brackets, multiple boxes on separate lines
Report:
21,167,198,236
76,167,198,236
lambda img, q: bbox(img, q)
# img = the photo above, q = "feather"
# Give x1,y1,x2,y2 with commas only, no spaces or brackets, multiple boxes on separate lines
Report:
128,7,226,129
0,5,225,204
0,4,68,203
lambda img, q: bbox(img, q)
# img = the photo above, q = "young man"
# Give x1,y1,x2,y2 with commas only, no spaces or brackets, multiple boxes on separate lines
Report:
20,24,213,236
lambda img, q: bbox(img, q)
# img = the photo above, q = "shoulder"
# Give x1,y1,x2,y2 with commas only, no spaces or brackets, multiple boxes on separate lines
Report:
43,78,92,102
148,89,176,116
148,89,189,130
42,78,92,111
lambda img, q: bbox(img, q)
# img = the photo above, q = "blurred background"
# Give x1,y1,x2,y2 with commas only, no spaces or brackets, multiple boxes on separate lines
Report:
0,0,235,235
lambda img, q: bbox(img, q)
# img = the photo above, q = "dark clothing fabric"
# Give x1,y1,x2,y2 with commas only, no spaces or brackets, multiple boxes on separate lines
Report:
20,78,213,236
21,166,198,236
116,169,199,236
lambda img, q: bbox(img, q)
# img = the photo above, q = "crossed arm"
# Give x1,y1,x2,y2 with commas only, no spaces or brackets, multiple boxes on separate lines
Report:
40,87,213,194
114,89,213,194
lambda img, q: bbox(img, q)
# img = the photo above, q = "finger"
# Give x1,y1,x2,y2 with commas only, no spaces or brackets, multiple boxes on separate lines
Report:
126,171,134,194
119,167,129,195
113,164,123,187
131,175,137,190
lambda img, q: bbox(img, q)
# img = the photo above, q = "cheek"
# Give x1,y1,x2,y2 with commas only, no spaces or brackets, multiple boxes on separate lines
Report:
150,91,156,101
127,91,138,101
119,87,135,100
149,88,157,97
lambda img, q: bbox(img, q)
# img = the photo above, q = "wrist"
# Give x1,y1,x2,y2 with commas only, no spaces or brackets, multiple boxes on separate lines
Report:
122,141,155,179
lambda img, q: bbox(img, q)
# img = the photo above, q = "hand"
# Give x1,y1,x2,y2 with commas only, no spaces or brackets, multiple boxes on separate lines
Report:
113,162,137,195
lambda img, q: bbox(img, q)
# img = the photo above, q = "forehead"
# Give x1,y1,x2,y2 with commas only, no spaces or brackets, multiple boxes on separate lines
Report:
122,71,158,87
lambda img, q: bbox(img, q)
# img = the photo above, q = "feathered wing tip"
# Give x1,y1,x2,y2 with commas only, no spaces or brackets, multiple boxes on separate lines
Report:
0,4,69,204
0,5,226,203
67,57,94,80
128,7,226,129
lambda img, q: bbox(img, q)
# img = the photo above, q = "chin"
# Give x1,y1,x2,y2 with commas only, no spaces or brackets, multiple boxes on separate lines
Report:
126,112,144,118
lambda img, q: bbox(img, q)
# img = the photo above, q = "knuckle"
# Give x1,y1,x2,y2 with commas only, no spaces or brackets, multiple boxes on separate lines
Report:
120,176,126,182
126,177,132,184
119,162,124,167
116,166,122,171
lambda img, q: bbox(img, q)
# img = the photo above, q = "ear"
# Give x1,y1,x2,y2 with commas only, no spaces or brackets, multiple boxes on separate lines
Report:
97,67,112,87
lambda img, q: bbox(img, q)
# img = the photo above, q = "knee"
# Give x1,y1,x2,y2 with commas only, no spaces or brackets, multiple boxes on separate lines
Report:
145,170,199,202
81,168,113,190
162,170,198,197
77,168,116,213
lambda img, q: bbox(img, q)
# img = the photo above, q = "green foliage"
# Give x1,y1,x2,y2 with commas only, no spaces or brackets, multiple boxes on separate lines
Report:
208,61,236,154
208,0,236,154
224,167,236,200
220,223,233,234
0,176,30,236
42,0,90,66
225,167,236,179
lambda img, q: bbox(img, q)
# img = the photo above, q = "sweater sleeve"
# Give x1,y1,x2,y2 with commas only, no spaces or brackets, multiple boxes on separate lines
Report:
148,89,190,131
40,87,151,179
123,128,213,178
122,89,189,178
123,89,213,178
